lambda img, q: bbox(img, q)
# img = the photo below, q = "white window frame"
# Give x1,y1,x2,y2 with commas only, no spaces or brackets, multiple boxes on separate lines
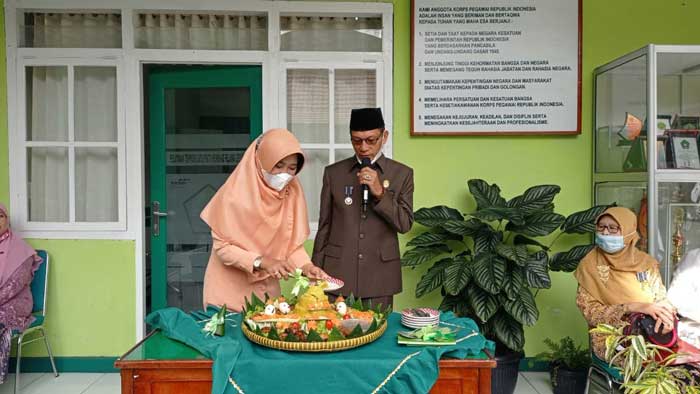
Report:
281,61,390,234
6,0,393,341
10,56,127,234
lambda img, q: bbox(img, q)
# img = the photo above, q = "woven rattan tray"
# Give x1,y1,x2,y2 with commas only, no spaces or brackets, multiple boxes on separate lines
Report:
241,321,387,352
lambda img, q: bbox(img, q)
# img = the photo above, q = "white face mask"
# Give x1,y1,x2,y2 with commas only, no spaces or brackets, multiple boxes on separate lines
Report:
263,171,294,191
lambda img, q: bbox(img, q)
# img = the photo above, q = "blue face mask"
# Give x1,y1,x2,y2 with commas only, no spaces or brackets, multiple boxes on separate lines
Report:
595,233,625,254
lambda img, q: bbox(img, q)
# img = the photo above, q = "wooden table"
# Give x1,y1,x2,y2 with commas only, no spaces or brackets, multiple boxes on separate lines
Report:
115,331,496,394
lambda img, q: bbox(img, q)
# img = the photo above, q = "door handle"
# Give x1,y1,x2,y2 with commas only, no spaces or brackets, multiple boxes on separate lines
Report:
152,201,167,237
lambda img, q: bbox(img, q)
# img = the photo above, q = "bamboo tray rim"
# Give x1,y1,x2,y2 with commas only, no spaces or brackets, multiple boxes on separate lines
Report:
241,321,387,352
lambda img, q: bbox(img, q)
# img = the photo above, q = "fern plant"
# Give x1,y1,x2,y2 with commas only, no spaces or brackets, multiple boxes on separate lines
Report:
401,179,608,352
592,323,700,394
537,336,591,370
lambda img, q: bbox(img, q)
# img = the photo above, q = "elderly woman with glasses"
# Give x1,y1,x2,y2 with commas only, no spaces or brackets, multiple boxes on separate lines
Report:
574,206,676,361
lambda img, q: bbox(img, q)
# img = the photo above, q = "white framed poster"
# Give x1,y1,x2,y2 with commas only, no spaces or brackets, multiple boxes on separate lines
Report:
411,0,581,135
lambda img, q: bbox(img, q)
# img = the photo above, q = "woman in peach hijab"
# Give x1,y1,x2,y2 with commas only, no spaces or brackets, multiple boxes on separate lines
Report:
201,129,328,312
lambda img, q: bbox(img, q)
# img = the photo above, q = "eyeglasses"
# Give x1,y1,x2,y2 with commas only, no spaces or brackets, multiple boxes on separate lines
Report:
350,134,383,146
596,224,621,234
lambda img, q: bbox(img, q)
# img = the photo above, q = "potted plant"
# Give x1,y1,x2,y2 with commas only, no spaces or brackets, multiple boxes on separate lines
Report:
401,179,607,394
536,336,590,394
593,324,700,393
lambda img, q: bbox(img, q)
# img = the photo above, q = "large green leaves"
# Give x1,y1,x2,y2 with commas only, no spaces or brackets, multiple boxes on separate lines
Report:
561,205,610,234
444,254,472,295
401,244,451,267
524,251,551,289
467,285,499,323
468,179,506,210
415,258,451,298
472,207,525,225
414,206,463,228
493,311,525,351
471,253,506,294
474,227,503,254
504,287,539,326
502,267,525,300
513,235,550,251
506,212,565,237
406,231,461,248
441,218,483,236
496,244,529,267
507,185,561,214
550,245,595,272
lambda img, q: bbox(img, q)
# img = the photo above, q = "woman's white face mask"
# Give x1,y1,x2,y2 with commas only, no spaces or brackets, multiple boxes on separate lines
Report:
263,171,294,191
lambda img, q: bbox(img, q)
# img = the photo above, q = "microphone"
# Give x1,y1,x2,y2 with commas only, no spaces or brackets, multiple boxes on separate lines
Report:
361,158,371,213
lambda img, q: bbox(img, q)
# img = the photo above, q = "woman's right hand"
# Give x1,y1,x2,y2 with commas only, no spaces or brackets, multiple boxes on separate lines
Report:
259,257,296,279
627,302,676,331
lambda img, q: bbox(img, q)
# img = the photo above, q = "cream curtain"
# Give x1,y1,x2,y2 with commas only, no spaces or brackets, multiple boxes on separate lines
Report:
29,13,121,48
280,16,382,52
135,14,267,50
28,65,118,222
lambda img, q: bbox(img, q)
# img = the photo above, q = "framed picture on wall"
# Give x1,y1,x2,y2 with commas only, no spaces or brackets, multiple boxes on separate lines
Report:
656,114,672,135
666,130,700,169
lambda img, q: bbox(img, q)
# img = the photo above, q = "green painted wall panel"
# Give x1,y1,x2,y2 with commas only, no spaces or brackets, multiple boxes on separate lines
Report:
2,0,700,361
18,240,136,356
390,0,700,356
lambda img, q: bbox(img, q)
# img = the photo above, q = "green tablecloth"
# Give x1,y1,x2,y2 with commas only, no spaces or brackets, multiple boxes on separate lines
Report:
146,308,493,394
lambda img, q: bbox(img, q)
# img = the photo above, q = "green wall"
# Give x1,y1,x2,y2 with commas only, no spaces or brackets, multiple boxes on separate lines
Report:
18,240,136,356
391,0,700,356
2,0,700,362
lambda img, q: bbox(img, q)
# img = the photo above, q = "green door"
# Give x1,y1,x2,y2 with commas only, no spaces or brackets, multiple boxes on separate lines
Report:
148,65,262,312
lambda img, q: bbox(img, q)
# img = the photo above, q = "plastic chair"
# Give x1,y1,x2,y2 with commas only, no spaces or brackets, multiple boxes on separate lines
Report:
11,250,58,393
584,349,623,394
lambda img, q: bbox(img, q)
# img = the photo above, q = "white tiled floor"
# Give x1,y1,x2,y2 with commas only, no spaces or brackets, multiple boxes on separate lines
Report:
0,372,553,394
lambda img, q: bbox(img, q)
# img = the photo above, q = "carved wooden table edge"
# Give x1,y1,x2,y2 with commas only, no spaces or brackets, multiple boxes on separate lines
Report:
115,331,497,394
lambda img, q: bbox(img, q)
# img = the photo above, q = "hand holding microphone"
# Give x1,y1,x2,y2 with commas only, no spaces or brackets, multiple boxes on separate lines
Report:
358,158,384,212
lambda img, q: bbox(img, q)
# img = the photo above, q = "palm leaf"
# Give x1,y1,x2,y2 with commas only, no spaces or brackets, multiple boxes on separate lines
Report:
415,206,463,227
444,254,472,295
467,179,506,210
496,244,529,267
401,244,451,267
493,311,525,351
561,205,611,234
549,245,595,272
467,285,499,323
472,253,506,294
524,251,551,289
415,258,451,298
507,185,561,213
504,287,539,326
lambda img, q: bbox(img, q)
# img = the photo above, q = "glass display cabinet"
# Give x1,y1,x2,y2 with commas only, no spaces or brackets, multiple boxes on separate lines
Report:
594,45,700,285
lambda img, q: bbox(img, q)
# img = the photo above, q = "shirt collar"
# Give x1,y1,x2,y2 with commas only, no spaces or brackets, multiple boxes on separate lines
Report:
349,153,385,173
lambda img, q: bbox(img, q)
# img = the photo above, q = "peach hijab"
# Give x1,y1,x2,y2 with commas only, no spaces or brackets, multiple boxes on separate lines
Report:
574,207,657,305
200,128,310,260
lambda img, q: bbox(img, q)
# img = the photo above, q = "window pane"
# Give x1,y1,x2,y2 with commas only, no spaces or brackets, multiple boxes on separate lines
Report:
75,67,118,142
335,69,376,143
21,12,122,48
298,149,329,223
26,66,68,141
335,149,355,162
134,14,267,50
28,147,69,222
280,16,382,52
75,148,118,222
287,69,329,143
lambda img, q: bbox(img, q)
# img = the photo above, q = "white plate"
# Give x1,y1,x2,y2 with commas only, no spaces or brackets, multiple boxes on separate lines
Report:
313,277,344,292
401,308,439,318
